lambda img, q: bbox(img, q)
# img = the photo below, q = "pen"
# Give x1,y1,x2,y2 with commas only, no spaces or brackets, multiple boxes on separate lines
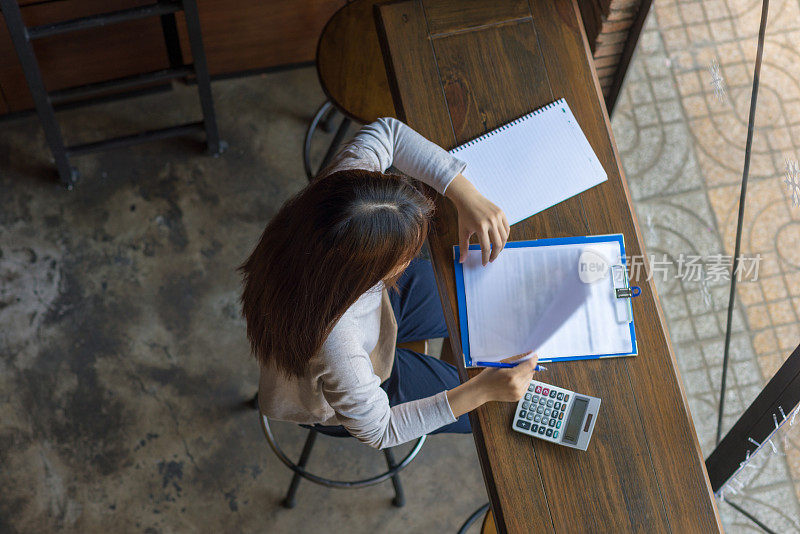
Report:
476,360,547,371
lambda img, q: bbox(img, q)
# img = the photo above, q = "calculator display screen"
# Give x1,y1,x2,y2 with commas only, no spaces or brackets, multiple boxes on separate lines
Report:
563,398,589,443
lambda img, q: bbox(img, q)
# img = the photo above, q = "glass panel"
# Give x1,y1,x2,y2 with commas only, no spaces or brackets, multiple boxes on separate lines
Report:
615,0,800,530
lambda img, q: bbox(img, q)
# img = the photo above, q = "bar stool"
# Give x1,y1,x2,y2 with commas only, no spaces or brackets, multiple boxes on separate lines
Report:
255,339,430,509
304,0,395,180
457,503,495,534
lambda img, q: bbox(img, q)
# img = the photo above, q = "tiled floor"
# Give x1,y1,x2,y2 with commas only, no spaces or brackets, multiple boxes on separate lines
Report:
613,0,800,531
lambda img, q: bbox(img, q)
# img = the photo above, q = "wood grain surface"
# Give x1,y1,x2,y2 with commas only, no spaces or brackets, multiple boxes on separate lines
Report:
174,0,344,76
375,1,722,532
316,0,396,124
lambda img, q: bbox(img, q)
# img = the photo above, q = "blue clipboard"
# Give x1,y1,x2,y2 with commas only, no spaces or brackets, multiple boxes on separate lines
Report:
453,233,638,367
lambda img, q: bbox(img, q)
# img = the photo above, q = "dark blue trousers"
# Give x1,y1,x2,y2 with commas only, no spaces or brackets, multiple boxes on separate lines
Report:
386,258,471,434
315,258,471,437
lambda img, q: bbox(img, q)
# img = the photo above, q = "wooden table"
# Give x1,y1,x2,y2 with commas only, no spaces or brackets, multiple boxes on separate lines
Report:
374,1,722,532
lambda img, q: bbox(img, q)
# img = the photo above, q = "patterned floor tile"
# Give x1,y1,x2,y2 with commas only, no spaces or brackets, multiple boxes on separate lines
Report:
614,0,800,530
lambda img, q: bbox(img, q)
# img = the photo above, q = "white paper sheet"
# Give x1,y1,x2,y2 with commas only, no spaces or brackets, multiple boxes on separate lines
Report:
462,241,634,362
450,99,607,225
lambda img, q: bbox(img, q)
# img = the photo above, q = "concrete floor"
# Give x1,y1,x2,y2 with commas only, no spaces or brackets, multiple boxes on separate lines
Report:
5,1,800,529
0,69,487,533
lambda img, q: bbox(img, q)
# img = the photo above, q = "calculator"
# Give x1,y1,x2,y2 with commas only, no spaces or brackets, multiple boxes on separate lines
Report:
512,380,601,451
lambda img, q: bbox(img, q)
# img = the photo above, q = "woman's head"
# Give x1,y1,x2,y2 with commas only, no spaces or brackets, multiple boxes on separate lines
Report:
240,169,434,376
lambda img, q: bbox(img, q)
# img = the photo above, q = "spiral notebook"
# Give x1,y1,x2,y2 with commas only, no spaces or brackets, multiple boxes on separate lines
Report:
449,98,607,225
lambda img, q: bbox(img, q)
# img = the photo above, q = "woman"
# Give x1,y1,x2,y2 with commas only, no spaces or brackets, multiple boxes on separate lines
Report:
240,117,539,449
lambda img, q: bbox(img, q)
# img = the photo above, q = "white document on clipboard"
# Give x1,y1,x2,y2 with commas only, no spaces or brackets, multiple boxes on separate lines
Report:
455,235,638,365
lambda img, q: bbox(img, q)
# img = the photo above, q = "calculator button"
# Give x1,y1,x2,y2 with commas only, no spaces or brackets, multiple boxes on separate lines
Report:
532,395,539,403
538,427,546,435
549,390,557,398
519,410,527,418
528,384,535,391
548,419,555,427
536,407,544,414
516,420,531,430
524,393,531,401
558,412,564,420
546,429,553,437
557,392,564,400
534,415,541,423
522,401,530,409
544,408,551,416
556,421,561,429
547,400,554,407
539,398,546,405
526,412,533,420
553,431,559,439
535,386,542,393
531,424,538,432
541,388,549,396
563,394,569,402
560,404,566,411
554,402,560,410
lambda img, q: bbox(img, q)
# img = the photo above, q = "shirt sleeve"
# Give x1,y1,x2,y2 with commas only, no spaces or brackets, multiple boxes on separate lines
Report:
318,332,457,449
320,117,466,195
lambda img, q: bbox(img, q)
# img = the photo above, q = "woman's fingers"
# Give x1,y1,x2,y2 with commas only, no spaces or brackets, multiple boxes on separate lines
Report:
498,217,509,243
499,351,535,363
489,226,504,262
478,228,492,266
459,229,472,263
458,208,511,265
523,352,539,370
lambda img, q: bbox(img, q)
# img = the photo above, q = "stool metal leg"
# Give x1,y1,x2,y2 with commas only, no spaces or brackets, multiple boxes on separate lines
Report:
181,0,222,155
319,105,338,133
383,448,405,507
282,429,317,508
457,503,490,534
304,101,334,180
318,117,352,173
0,0,77,189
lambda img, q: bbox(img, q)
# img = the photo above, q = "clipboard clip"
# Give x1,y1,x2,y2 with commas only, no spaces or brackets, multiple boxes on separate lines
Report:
611,264,639,323
615,286,641,299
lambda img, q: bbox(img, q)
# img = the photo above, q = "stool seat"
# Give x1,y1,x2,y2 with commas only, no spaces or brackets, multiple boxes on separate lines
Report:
259,412,425,508
316,0,396,123
255,336,434,508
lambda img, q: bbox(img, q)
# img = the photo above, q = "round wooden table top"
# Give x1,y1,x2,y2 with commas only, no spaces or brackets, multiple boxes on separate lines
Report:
316,0,396,124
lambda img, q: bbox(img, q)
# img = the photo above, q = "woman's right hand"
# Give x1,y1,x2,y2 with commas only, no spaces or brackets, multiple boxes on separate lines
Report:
445,353,540,419
473,353,540,402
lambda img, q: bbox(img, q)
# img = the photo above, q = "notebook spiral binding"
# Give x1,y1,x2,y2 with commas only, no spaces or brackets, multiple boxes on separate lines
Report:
449,98,566,153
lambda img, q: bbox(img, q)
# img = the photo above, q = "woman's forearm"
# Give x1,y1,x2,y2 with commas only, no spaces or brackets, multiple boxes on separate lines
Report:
443,173,477,208
446,377,488,418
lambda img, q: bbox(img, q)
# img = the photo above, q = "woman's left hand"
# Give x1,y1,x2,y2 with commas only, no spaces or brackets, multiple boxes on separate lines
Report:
445,174,510,266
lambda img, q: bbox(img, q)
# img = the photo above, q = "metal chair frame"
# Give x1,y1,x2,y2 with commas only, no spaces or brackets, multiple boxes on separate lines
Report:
303,100,354,181
457,503,490,534
259,411,426,508
0,0,224,189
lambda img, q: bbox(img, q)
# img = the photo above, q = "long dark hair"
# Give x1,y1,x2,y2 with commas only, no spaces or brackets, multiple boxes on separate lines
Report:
239,169,434,377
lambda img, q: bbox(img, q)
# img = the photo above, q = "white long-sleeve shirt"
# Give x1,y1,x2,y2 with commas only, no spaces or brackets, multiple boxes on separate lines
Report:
258,118,467,448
